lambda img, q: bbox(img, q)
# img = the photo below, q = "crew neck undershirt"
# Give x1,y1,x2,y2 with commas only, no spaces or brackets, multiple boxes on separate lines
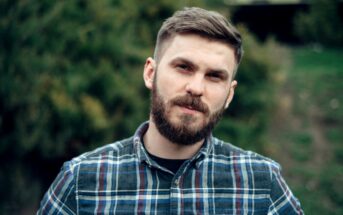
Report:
142,139,187,174
147,152,187,174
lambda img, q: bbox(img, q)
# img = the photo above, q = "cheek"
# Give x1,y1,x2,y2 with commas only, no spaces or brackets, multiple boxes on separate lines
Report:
156,74,185,98
207,90,230,112
154,78,175,108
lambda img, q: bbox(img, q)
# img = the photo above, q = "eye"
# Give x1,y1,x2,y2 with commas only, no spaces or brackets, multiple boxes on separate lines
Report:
207,72,224,82
176,64,190,71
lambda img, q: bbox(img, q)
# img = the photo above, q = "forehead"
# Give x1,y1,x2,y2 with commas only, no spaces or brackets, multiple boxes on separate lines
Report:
159,34,236,73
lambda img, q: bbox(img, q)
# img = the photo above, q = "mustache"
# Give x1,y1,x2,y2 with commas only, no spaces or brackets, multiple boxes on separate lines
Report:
171,95,210,115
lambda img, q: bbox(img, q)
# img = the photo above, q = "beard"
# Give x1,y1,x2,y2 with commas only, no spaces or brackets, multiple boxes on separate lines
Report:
151,80,226,146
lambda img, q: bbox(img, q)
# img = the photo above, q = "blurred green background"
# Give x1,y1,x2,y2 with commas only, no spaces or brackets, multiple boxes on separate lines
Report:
1,0,342,214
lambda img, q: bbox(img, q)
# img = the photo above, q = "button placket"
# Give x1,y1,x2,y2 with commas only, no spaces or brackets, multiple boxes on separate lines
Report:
170,177,181,215
174,178,180,186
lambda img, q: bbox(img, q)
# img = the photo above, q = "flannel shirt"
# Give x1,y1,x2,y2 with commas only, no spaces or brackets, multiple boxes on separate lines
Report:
37,122,303,214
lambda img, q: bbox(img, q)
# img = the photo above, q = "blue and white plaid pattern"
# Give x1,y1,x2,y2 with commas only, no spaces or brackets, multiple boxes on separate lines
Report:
38,122,303,214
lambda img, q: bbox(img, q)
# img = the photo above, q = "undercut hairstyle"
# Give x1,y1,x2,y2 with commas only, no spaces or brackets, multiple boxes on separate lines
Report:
153,7,243,74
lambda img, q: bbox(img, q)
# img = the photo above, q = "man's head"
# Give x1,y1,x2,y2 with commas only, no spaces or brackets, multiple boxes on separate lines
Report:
144,7,243,145
154,7,243,75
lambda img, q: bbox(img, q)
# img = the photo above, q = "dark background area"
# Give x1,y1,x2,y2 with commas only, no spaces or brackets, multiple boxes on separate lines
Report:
232,3,343,43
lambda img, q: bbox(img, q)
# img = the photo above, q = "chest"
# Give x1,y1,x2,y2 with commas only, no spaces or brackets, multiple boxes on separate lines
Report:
76,161,271,214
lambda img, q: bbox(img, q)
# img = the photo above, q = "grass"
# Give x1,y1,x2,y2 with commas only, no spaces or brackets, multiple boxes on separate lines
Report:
269,46,343,215
291,47,343,118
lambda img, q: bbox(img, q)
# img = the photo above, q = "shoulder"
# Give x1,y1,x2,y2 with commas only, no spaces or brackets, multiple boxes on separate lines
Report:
66,137,135,171
210,137,304,213
210,137,281,176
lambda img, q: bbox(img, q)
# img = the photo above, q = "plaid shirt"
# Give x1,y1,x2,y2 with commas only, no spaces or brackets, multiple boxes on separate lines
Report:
38,122,303,214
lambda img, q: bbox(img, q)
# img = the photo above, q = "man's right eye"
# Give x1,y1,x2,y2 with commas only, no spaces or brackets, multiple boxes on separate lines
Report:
176,64,190,71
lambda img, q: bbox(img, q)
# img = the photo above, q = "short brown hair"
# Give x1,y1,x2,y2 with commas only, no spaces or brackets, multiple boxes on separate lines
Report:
154,7,243,70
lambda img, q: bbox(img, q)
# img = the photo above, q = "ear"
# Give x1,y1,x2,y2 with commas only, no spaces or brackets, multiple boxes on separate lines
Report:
143,57,156,90
224,80,237,109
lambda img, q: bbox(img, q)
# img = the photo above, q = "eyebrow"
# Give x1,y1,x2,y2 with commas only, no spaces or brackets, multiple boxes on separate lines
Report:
170,57,230,79
169,57,198,71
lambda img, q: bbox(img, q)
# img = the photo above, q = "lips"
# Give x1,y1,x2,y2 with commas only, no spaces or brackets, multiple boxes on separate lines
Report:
180,105,200,112
176,105,200,116
186,105,200,112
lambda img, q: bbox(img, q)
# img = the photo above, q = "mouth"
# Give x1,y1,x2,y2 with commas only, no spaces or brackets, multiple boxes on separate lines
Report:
177,105,202,114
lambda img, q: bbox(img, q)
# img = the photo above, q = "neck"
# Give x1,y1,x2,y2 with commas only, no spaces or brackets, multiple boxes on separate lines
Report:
143,117,205,159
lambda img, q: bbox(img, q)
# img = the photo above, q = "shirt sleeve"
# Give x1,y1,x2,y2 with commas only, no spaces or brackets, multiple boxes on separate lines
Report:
37,161,77,215
268,166,304,215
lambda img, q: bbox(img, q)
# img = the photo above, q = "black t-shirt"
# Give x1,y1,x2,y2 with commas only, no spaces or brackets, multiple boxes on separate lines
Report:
147,151,187,174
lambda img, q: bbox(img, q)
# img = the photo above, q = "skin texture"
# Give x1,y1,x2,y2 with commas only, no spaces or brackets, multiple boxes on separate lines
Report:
143,34,237,159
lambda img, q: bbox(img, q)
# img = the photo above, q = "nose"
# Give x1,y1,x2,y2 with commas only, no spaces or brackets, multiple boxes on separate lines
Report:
185,75,204,97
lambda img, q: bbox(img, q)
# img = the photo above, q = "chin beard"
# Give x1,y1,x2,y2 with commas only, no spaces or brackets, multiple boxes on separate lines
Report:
151,84,225,146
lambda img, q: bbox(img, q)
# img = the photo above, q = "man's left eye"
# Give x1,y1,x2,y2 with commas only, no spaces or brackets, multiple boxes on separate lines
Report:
207,73,223,81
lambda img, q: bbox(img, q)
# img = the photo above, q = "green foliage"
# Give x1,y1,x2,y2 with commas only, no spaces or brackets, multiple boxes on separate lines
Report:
282,47,343,214
0,0,285,213
0,0,178,212
294,0,343,46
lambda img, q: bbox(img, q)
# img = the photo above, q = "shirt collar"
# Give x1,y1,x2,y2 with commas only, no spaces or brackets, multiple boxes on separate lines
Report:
133,121,213,166
133,121,151,165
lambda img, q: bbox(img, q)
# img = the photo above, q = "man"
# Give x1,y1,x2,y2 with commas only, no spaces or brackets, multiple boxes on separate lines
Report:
38,7,303,214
